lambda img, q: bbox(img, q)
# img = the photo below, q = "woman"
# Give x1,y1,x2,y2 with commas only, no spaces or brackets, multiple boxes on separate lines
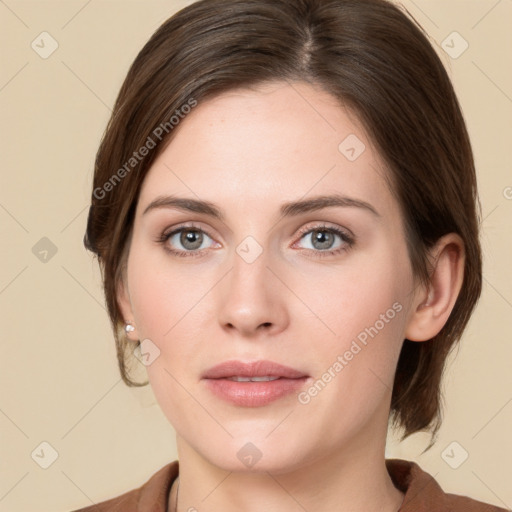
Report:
75,0,508,510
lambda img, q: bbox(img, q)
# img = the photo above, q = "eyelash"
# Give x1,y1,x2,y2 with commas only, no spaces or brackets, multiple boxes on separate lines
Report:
156,222,355,259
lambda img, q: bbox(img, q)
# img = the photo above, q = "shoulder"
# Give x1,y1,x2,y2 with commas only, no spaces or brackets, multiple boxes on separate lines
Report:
70,460,179,512
386,458,509,512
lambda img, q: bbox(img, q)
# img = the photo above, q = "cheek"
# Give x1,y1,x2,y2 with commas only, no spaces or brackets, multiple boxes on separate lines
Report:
318,250,410,350
306,244,411,406
127,244,203,341
129,269,171,341
126,247,207,424
295,274,408,444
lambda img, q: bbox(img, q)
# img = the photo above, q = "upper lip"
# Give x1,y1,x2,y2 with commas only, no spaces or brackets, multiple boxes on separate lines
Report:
202,360,308,379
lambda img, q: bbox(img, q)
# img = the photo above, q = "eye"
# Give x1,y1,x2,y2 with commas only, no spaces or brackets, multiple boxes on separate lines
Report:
157,223,218,258
157,222,355,259
294,224,354,257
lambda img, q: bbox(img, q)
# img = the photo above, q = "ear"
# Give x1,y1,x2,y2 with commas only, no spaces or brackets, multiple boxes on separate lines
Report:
117,276,140,342
404,233,465,342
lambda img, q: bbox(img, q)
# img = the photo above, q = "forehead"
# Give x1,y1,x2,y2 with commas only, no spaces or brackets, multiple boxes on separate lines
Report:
137,81,397,221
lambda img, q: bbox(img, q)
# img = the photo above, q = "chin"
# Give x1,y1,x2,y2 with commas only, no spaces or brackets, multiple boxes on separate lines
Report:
192,435,313,475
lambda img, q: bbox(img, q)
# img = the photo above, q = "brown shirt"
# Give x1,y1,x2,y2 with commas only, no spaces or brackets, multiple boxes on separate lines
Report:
71,458,510,511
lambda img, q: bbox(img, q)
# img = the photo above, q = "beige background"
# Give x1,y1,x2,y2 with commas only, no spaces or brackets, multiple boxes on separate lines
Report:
1,0,511,510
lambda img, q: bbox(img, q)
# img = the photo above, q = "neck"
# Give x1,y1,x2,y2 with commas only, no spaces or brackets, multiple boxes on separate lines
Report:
171,433,404,512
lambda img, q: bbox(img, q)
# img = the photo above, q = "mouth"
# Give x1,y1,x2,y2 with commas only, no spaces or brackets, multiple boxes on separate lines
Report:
224,375,282,382
202,359,309,380
202,360,310,407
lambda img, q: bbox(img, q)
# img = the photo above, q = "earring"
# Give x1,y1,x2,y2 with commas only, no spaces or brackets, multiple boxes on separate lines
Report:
125,323,135,333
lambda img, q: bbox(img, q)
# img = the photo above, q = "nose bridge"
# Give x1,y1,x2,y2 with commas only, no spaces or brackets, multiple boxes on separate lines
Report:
228,222,272,284
229,235,272,306
216,233,287,335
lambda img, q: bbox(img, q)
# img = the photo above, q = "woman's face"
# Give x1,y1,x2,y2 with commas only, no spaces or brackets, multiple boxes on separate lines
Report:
119,81,419,472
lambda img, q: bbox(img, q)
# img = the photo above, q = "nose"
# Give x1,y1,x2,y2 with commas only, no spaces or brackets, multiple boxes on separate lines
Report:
216,244,289,339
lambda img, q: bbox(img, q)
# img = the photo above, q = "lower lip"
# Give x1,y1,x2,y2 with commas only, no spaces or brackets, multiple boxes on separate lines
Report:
203,377,309,407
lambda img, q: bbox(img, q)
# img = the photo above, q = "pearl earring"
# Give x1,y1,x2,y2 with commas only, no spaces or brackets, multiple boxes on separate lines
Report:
125,323,135,333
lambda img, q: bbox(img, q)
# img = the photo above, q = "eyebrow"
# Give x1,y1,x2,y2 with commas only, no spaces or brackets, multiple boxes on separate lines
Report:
142,193,381,220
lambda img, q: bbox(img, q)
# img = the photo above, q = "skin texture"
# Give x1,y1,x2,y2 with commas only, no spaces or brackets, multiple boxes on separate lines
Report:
118,81,465,512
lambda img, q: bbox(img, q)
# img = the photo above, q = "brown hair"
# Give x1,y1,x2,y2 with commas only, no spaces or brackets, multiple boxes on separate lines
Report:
84,0,482,447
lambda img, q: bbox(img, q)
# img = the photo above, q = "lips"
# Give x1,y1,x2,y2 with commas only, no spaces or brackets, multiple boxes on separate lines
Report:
201,360,308,380
201,360,310,407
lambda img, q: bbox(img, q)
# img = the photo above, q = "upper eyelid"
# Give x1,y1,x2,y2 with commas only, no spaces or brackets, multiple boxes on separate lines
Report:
295,222,353,237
